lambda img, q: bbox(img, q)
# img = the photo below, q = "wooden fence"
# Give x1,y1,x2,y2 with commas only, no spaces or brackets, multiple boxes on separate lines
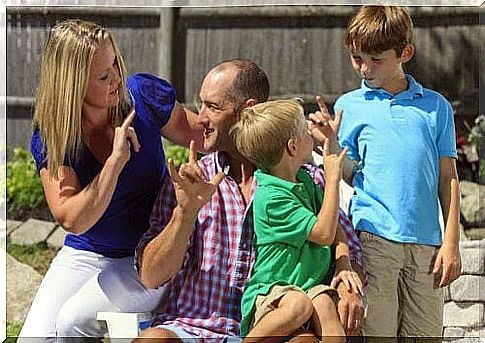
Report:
6,5,483,148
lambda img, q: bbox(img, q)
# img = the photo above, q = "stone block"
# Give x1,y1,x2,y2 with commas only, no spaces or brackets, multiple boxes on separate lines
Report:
449,275,485,302
7,254,43,323
6,219,22,235
460,181,485,227
443,302,485,327
464,229,485,241
46,227,66,250
444,327,467,338
10,219,57,245
460,240,485,274
443,327,485,339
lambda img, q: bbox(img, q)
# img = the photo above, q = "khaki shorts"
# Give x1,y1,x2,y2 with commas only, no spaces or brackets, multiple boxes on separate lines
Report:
359,231,443,337
251,284,339,331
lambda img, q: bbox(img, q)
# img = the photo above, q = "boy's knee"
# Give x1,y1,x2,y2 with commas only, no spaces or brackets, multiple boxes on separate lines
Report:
282,291,314,324
314,293,338,312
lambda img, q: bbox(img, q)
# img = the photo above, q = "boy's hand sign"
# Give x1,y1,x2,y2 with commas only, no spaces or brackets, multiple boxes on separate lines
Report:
322,138,348,183
308,95,343,149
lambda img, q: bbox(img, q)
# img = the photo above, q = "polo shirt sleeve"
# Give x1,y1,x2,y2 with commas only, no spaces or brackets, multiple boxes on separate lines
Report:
255,192,317,248
30,129,48,172
335,97,359,161
126,73,176,132
436,97,458,158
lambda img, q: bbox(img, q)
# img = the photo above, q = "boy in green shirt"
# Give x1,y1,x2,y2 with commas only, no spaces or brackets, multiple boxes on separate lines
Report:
231,99,363,342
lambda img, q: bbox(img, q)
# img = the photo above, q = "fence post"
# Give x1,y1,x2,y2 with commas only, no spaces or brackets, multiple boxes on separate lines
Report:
158,7,174,82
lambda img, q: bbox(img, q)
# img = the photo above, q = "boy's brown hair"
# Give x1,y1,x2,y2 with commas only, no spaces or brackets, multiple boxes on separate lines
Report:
344,5,413,55
230,99,306,172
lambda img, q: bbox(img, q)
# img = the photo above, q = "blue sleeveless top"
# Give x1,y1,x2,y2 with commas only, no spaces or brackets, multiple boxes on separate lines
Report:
31,73,175,257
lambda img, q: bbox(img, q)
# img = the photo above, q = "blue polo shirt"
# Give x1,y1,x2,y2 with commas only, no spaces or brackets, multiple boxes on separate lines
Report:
335,75,457,245
31,73,174,257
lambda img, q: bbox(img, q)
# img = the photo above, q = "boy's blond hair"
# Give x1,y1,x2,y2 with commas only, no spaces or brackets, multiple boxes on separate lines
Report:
33,19,129,178
345,5,413,55
231,99,306,171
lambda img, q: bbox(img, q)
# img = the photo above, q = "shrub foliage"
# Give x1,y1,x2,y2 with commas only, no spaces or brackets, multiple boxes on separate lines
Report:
6,148,47,212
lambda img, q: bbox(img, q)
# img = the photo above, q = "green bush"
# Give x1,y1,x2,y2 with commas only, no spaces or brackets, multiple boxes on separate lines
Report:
165,144,190,167
6,148,47,212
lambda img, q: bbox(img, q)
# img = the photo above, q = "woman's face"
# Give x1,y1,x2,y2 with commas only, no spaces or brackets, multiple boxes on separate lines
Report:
83,40,121,110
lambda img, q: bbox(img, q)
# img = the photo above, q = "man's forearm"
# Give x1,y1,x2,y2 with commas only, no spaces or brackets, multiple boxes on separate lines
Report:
139,206,197,289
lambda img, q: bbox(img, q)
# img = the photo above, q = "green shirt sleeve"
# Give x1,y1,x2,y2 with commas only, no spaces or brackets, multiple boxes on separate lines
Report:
254,190,318,248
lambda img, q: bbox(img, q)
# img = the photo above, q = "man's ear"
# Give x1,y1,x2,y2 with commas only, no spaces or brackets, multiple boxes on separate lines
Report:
245,98,256,108
235,99,257,120
401,44,415,63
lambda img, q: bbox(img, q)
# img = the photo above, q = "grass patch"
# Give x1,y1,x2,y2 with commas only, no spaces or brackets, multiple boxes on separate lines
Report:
7,238,57,276
6,321,22,342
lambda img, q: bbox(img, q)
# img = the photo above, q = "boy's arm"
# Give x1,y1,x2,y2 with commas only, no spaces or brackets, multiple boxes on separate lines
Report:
433,157,461,287
307,141,347,245
307,176,340,245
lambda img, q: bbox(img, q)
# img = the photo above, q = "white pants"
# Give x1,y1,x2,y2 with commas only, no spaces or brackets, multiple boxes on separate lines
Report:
18,246,167,342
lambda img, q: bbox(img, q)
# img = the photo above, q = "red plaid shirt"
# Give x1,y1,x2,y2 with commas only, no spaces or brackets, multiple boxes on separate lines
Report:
136,152,363,340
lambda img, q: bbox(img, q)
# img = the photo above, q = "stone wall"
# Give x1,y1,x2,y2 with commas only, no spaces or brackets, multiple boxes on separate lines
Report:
443,239,485,341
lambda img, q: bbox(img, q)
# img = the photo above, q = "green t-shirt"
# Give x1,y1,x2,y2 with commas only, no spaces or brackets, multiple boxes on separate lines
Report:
240,168,333,336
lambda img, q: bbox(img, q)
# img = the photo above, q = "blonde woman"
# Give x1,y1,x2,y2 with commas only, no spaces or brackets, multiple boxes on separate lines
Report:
19,19,202,341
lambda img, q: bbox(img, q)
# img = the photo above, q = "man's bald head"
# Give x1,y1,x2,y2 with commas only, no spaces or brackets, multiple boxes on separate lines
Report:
208,59,270,112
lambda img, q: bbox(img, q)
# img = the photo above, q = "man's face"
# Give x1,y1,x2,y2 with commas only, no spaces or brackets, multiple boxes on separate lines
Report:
349,48,407,94
198,68,240,153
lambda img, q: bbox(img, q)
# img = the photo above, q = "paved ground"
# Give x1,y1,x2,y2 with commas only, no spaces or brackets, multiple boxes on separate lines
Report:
5,219,65,323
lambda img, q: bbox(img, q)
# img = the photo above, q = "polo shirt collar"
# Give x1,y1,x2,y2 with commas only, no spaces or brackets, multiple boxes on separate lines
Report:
361,74,423,100
254,169,309,192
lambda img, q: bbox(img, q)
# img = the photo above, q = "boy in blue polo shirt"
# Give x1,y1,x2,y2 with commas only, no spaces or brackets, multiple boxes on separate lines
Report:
333,5,461,338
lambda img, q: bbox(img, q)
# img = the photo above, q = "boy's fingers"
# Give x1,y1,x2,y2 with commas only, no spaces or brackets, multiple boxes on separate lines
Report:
432,255,442,274
440,264,451,287
316,95,330,114
122,108,136,129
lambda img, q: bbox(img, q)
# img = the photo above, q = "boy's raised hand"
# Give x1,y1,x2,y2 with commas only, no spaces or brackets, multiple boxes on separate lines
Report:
322,138,348,183
168,140,224,215
308,95,343,149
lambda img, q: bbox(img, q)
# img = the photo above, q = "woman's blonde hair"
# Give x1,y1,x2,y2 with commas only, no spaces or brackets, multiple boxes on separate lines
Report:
33,19,129,178
231,99,306,171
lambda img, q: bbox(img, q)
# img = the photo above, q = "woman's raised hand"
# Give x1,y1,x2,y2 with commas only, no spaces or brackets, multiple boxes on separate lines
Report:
111,109,140,166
